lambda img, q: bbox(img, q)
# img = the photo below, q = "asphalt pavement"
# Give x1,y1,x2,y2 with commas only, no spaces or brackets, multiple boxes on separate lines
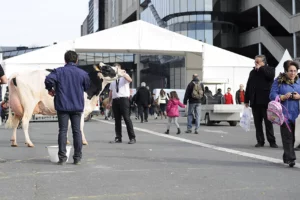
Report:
0,116,300,200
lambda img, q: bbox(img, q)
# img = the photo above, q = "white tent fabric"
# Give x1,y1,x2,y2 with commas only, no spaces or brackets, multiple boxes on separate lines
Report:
74,20,203,56
2,20,255,78
275,49,293,77
203,44,254,67
3,41,74,65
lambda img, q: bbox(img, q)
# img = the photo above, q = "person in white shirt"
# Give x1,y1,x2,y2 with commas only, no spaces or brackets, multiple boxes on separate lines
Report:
107,63,136,144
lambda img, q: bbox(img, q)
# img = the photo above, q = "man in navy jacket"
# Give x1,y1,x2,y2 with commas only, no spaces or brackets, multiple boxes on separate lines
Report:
45,50,90,165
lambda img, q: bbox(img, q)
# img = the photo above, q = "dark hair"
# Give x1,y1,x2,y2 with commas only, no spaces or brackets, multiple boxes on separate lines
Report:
160,89,165,96
227,87,231,90
170,91,179,100
64,50,78,63
283,60,299,72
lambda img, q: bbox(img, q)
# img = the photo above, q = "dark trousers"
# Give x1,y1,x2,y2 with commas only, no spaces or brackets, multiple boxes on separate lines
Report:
112,97,135,140
57,111,82,162
252,105,276,145
138,105,149,121
281,123,296,162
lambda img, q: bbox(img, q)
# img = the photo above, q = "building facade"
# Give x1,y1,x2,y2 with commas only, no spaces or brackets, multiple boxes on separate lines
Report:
80,0,300,90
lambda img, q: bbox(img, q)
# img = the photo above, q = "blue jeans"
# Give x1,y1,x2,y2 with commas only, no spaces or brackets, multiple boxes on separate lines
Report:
187,103,201,131
57,111,82,162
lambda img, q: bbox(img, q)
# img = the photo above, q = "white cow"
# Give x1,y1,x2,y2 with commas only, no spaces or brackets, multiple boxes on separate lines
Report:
6,64,124,147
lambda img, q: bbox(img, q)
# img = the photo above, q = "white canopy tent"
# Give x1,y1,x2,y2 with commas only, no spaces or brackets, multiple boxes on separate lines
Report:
275,49,293,77
2,20,254,89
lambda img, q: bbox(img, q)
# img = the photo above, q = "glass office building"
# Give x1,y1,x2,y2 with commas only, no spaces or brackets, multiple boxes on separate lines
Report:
139,0,239,89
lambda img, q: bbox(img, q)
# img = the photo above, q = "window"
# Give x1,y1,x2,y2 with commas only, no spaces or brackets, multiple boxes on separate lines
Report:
174,23,181,32
205,23,213,44
188,23,196,39
174,0,180,13
188,0,196,11
181,23,188,36
169,0,174,14
196,14,204,21
204,14,211,21
196,0,204,11
196,23,205,41
180,0,188,12
204,0,213,11
87,53,95,65
190,15,196,21
95,53,103,63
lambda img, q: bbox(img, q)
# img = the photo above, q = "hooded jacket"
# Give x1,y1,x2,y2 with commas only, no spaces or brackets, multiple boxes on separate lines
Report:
166,98,185,117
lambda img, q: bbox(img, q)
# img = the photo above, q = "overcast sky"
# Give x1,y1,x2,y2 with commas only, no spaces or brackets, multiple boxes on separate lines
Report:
0,0,89,47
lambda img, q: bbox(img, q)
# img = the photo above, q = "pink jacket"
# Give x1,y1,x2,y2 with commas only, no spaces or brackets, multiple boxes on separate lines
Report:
166,99,185,117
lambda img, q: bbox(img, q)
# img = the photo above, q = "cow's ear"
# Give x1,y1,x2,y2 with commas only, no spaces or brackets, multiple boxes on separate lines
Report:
93,65,101,72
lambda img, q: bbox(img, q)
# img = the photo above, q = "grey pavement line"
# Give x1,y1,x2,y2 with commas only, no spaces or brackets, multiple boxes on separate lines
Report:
94,119,300,169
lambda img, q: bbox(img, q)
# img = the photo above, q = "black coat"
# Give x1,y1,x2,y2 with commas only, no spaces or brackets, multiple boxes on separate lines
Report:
135,87,151,106
245,66,275,107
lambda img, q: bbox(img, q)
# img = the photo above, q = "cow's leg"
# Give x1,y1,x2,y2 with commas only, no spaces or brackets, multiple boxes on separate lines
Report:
67,119,71,144
10,116,21,147
22,116,34,147
81,114,88,145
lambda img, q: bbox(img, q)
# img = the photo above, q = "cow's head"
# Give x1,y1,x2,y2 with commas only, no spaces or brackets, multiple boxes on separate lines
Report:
85,63,126,99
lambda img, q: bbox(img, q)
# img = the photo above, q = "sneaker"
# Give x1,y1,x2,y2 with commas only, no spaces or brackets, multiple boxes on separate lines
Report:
255,143,264,148
57,160,66,165
73,160,81,165
270,143,278,148
185,130,192,133
128,139,136,144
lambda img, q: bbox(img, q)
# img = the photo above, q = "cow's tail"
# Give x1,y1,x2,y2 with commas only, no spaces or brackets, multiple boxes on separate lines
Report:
5,107,13,129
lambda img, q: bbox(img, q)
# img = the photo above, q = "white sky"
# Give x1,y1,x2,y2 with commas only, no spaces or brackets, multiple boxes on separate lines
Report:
0,0,89,47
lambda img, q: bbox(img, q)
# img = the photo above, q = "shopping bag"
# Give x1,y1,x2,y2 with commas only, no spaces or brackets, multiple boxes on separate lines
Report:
294,115,300,148
240,107,251,132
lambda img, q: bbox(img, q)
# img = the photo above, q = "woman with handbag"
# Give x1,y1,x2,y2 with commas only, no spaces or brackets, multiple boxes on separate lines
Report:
269,60,300,167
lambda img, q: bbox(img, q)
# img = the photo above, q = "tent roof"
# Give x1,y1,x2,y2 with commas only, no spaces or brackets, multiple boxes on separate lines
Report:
203,43,254,67
74,20,203,56
3,41,74,65
2,20,254,70
275,49,292,77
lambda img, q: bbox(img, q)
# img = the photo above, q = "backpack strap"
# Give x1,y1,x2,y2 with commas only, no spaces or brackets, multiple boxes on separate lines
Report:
278,95,292,132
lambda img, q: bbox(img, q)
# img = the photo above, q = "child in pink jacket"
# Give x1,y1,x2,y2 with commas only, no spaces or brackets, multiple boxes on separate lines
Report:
165,91,186,135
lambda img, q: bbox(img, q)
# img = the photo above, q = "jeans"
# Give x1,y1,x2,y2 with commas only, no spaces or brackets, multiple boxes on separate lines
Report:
187,103,201,131
57,111,82,162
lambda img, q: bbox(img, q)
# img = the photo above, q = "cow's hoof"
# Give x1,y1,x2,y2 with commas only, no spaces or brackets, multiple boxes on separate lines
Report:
82,141,88,145
11,144,18,147
67,140,71,145
27,143,34,148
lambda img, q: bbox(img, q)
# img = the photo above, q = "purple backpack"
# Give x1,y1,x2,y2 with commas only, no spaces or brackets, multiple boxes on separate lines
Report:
267,96,291,132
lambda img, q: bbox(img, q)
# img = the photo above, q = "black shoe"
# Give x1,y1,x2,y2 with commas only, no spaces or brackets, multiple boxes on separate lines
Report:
194,130,198,134
185,130,192,133
177,128,181,135
287,160,295,168
165,130,169,134
128,139,136,144
255,143,264,147
57,160,66,165
141,120,143,123
73,160,81,165
109,138,122,143
270,143,278,148
145,120,148,122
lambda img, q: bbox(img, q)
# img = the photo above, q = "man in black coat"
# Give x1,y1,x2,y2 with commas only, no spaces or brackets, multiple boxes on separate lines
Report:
135,82,151,123
245,55,278,148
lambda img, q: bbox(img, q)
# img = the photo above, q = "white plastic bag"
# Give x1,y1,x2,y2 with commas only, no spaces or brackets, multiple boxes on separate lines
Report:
240,107,252,132
294,115,300,148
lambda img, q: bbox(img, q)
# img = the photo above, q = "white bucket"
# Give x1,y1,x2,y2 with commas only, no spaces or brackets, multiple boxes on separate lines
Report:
46,145,72,163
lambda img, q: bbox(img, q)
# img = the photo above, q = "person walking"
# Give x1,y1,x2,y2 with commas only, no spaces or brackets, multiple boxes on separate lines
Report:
224,88,234,104
183,74,204,134
165,91,185,135
135,82,151,123
245,55,278,148
269,60,300,167
107,63,136,144
45,50,90,165
235,84,245,104
158,89,168,119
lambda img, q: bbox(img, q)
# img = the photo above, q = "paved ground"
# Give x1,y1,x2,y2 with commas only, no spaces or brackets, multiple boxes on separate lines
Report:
0,116,300,200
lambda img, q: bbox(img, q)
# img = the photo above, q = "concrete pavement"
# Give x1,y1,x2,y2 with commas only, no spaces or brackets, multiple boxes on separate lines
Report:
0,116,299,200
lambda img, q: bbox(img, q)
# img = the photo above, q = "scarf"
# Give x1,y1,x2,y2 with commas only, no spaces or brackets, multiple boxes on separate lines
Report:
277,73,298,85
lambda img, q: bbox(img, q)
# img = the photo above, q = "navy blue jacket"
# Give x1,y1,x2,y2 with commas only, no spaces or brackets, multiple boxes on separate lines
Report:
44,63,90,112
